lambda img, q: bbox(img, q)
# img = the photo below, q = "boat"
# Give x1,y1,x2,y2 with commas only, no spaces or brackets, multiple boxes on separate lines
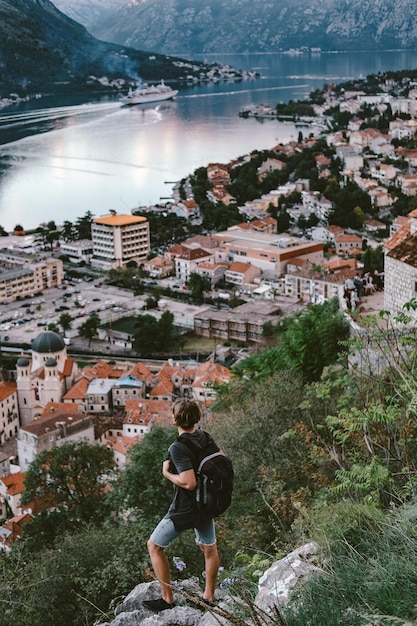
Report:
120,80,178,106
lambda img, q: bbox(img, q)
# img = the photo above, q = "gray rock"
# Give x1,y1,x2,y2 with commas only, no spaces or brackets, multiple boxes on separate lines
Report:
103,544,323,625
255,542,321,613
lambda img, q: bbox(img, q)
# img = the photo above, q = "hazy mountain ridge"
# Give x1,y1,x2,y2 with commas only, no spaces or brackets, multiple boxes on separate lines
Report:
77,0,417,55
0,0,204,94
52,0,126,30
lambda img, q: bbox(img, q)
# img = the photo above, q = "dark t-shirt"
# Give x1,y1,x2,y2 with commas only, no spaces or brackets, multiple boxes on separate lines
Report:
166,428,219,524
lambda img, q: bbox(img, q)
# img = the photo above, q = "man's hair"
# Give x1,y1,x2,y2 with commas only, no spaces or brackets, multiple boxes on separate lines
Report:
172,398,202,429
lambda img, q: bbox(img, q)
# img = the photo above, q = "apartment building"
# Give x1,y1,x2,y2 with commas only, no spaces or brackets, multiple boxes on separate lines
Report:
0,382,19,447
17,406,94,472
91,214,150,270
194,301,285,344
212,227,324,276
0,255,63,304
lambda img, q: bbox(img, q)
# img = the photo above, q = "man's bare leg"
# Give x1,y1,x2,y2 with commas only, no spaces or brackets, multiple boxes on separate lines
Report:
147,539,174,604
200,543,220,602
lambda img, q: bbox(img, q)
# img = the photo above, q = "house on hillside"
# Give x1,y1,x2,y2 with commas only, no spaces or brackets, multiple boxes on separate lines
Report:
0,382,19,447
384,209,417,319
17,405,94,472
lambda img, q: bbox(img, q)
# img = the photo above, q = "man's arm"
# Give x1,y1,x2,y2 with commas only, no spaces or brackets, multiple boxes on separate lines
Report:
162,459,197,490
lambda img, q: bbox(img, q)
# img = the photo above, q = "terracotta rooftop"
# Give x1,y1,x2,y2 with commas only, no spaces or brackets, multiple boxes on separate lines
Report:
0,381,17,402
387,232,417,268
93,214,147,227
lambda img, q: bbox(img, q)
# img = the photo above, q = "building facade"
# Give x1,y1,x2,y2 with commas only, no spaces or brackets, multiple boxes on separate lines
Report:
91,214,150,270
0,254,63,304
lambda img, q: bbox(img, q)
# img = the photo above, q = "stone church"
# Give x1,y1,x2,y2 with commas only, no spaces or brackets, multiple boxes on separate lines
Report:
16,331,78,426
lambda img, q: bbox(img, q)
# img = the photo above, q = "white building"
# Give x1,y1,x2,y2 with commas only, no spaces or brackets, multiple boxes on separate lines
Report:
384,209,417,319
59,239,93,264
91,214,150,270
17,407,95,472
16,331,78,425
0,382,19,447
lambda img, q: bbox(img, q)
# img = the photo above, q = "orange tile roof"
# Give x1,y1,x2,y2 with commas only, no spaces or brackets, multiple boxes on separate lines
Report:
93,214,147,226
41,402,80,416
64,377,90,400
81,361,121,380
193,361,231,388
227,261,251,273
1,472,26,496
124,399,172,425
149,378,174,397
0,513,32,547
62,356,75,377
384,222,410,251
22,409,90,437
128,362,154,384
0,381,17,402
106,434,140,455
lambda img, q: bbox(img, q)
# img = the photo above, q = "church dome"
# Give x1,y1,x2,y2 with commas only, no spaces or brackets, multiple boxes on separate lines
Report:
17,356,30,367
45,357,57,367
31,331,65,354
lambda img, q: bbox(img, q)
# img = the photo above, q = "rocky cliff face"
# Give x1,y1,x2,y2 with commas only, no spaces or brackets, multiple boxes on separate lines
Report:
83,0,417,56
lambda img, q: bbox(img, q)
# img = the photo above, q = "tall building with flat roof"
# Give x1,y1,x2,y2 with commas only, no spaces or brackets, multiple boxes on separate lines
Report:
91,214,150,270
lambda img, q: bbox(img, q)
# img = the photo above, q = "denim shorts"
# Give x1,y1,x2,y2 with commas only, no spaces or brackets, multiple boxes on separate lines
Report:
150,515,216,548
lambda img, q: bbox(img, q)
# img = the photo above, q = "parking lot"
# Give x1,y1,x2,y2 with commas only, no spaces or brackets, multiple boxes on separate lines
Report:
0,277,144,345
0,276,209,347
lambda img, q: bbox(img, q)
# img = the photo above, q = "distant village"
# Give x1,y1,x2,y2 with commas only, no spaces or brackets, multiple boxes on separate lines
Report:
2,70,417,548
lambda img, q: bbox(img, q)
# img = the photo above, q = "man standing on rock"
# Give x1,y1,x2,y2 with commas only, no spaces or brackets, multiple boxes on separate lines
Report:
143,398,221,613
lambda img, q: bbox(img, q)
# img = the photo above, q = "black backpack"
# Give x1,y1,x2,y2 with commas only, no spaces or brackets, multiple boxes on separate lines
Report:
177,431,234,518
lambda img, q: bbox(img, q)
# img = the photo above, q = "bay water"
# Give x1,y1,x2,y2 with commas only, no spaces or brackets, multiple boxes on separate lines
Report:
1,50,417,232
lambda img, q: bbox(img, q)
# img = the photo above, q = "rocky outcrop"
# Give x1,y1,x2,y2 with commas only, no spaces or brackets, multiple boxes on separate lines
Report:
86,0,417,56
99,543,321,625
255,542,321,612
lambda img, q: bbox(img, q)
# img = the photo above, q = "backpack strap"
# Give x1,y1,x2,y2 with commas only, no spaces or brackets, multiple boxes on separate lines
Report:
177,434,222,474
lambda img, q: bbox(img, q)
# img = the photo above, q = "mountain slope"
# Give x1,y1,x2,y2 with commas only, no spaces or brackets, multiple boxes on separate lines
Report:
0,0,200,93
52,0,126,30
86,0,417,55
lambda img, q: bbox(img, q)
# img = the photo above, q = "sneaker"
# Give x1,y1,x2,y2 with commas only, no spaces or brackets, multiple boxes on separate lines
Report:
143,598,176,613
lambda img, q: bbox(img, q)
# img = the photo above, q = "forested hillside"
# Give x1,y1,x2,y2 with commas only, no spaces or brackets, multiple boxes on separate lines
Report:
3,299,417,624
0,0,206,93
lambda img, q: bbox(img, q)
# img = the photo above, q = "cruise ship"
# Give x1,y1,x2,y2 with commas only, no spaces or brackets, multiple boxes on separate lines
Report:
121,80,178,106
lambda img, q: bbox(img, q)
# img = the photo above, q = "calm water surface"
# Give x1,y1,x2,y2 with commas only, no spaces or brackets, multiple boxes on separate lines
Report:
1,50,417,231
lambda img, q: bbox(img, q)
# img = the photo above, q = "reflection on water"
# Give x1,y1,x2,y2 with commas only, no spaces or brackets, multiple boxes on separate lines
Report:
2,50,417,231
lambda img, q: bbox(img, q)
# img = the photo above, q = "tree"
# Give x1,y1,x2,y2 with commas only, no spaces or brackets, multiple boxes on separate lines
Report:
0,224,8,237
112,425,176,518
21,441,114,529
234,298,350,383
58,312,72,337
211,370,306,551
133,311,174,355
75,210,94,240
61,220,76,242
188,272,211,301
78,314,100,346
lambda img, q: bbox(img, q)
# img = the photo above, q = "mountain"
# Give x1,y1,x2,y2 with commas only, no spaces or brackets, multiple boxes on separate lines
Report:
0,0,204,94
52,0,126,31
82,0,417,56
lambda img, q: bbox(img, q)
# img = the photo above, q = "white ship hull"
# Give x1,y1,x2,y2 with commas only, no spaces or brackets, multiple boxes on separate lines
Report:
121,80,178,106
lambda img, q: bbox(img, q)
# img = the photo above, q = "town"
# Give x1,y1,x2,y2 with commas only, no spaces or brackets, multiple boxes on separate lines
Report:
1,67,417,549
